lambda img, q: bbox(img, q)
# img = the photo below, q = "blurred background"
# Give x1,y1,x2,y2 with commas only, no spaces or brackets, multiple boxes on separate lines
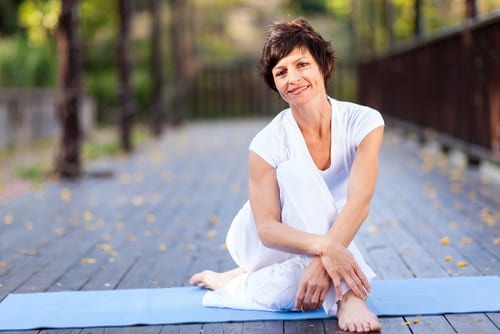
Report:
0,0,499,188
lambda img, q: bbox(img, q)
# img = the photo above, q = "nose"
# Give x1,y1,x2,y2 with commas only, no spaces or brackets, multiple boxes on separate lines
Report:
287,68,301,84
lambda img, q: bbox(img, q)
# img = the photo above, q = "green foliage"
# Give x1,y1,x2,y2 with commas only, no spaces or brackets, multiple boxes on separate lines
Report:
84,70,117,123
18,0,60,45
82,138,120,161
15,164,44,183
0,35,57,87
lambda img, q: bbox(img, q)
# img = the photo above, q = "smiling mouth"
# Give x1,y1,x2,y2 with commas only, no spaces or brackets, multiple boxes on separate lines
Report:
288,85,309,95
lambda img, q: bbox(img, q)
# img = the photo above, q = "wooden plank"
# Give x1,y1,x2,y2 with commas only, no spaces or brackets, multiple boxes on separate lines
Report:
377,317,412,334
486,312,500,327
202,322,244,334
39,330,82,334
446,313,500,333
159,324,203,334
284,319,325,334
242,321,283,333
404,315,456,334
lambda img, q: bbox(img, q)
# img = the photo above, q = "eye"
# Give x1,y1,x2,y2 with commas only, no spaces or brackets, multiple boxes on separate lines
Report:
298,62,309,68
274,70,286,78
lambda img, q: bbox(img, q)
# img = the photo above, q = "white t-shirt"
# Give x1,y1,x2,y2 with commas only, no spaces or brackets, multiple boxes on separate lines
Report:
249,97,384,210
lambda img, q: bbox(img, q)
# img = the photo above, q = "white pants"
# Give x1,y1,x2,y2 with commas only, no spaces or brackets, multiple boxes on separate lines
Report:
203,159,376,315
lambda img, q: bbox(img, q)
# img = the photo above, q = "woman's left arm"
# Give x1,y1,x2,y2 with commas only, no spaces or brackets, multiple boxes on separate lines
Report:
321,125,384,297
296,126,384,309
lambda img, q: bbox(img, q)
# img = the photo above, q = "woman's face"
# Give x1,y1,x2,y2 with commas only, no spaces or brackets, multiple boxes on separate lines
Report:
272,47,326,107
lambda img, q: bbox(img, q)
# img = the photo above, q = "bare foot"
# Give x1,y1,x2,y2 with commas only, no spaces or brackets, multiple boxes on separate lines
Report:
336,291,380,333
189,267,246,290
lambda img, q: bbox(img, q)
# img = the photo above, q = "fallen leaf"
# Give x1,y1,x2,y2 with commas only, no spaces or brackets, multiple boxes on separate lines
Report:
457,261,468,268
401,321,410,326
127,235,137,242
159,244,167,251
25,221,34,230
53,227,67,236
444,256,453,262
493,238,500,245
146,214,156,223
220,243,228,250
0,262,7,268
368,225,379,233
132,196,144,206
60,188,72,201
4,213,13,225
81,258,97,264
119,173,131,184
17,249,40,256
206,230,218,238
440,236,450,245
461,237,474,244
412,318,420,324
209,215,219,226
98,244,113,252
83,211,93,222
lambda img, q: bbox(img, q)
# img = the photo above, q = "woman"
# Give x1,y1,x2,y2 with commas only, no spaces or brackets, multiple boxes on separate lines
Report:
190,18,384,333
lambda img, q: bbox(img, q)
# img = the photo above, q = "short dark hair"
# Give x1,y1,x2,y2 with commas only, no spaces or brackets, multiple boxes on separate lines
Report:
257,17,335,92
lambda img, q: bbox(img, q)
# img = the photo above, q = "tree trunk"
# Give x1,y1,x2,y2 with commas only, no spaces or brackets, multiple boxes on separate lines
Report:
465,0,478,19
55,0,82,178
349,0,358,61
383,0,394,50
414,0,423,39
117,0,134,152
149,0,163,137
169,0,196,125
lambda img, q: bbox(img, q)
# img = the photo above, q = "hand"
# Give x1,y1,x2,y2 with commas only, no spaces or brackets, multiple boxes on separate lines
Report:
320,237,371,301
295,257,331,311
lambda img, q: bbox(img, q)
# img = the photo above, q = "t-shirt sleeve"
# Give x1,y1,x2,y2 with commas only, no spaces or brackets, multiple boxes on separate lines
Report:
351,106,385,147
249,124,282,168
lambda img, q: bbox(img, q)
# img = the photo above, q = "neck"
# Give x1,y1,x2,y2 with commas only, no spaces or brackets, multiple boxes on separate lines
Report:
291,95,332,137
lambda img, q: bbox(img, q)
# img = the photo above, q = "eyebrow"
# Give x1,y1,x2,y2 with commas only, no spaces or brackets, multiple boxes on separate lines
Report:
273,55,310,71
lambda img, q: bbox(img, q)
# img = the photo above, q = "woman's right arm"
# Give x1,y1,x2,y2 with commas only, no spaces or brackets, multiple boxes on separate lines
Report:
248,151,325,255
248,151,370,305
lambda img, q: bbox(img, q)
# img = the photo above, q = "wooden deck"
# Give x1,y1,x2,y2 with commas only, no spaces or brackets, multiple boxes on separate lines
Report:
0,119,499,334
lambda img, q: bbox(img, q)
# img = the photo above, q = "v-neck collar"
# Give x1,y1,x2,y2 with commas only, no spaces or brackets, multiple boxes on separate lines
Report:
287,97,335,172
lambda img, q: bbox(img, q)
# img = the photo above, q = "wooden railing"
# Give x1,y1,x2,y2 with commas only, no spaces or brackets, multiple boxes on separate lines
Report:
0,89,95,149
357,12,500,163
186,62,355,118
187,65,285,118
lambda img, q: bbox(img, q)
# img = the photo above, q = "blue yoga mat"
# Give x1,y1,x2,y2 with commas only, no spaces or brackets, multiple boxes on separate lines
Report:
0,276,498,330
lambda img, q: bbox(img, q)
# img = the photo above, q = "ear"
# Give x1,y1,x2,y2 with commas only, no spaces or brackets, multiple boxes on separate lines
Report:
327,59,333,73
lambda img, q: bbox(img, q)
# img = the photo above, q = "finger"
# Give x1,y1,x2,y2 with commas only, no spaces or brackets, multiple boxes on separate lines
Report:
355,265,372,292
308,290,321,310
350,276,368,300
332,277,343,301
295,284,306,310
302,287,316,311
319,285,329,307
348,278,366,301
